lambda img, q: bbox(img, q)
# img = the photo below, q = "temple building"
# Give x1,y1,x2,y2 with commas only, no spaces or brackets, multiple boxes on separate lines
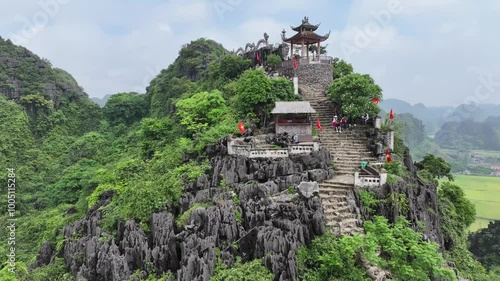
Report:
271,101,316,135
281,16,330,60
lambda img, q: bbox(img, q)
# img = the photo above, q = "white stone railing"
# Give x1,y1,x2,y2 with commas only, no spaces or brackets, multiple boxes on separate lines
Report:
230,145,251,157
228,140,319,158
249,149,289,158
289,143,320,154
354,168,387,188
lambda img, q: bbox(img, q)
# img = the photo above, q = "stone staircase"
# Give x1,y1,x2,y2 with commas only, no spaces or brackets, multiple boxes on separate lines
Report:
300,87,378,236
319,175,364,234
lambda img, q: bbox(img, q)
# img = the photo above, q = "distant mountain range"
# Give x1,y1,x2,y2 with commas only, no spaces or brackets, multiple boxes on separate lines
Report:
91,94,111,107
379,99,500,134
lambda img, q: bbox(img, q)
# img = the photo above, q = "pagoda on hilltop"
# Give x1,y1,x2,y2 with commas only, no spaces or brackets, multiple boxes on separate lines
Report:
281,16,330,60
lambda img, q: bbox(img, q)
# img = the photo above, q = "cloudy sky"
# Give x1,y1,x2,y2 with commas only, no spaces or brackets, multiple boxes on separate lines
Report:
1,0,499,106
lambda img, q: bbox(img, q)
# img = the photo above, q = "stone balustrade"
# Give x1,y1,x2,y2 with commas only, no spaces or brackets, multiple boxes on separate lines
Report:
249,149,289,158
354,168,387,188
228,140,319,158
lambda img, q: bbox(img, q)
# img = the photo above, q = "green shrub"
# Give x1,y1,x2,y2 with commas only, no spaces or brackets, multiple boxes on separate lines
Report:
384,161,405,177
298,216,456,281
211,258,274,281
359,190,380,214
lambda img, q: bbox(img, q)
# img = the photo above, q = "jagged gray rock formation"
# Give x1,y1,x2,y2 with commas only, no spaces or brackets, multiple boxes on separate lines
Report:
32,145,332,281
354,146,445,248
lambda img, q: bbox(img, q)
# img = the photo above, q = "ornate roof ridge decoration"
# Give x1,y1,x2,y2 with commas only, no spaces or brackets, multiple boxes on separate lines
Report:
281,17,330,44
290,16,320,32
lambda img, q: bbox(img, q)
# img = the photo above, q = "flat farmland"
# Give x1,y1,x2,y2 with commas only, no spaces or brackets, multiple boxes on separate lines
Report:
451,175,500,232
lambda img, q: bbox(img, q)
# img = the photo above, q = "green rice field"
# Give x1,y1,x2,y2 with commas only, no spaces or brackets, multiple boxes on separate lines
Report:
448,175,500,232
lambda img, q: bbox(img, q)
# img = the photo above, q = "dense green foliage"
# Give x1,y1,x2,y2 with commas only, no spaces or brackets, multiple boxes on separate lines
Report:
104,92,148,125
211,258,274,281
176,90,228,134
266,54,282,70
234,69,296,125
1,36,495,281
435,180,500,280
332,58,354,80
328,73,382,119
419,154,454,181
469,221,500,270
298,216,455,281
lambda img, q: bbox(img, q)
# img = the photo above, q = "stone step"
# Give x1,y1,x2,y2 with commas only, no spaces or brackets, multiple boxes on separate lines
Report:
319,195,348,203
322,143,368,147
333,160,375,166
322,201,348,209
322,140,368,143
320,182,353,189
319,189,347,196
335,171,355,175
339,218,363,227
325,205,352,214
340,227,364,235
325,213,358,222
326,216,360,226
333,158,374,164
333,153,375,157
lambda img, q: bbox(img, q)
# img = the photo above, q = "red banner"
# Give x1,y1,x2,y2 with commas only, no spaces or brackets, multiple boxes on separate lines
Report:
238,121,245,134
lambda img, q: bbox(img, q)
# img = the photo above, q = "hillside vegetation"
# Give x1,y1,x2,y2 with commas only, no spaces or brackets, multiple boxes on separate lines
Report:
0,37,498,280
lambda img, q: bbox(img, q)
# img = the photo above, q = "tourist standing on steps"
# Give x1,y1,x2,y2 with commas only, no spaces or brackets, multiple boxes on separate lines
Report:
362,113,369,125
340,117,346,130
332,115,341,133
332,115,338,132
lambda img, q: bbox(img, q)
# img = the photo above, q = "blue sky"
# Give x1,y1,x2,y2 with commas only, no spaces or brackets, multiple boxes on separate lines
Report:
1,0,500,106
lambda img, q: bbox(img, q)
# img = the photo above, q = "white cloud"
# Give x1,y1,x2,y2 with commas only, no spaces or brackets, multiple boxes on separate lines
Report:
0,0,499,106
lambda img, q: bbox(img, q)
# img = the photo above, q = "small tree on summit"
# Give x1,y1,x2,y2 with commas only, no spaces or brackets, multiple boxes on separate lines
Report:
328,73,382,120
332,58,353,80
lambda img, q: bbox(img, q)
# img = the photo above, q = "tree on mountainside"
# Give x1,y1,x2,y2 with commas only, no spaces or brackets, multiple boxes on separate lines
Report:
176,90,228,134
234,69,296,126
266,54,282,70
332,58,353,80
148,76,200,118
328,73,382,119
469,221,500,270
104,92,147,126
418,154,454,181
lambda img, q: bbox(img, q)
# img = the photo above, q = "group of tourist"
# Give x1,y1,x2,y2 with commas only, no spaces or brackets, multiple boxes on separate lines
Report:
331,113,370,133
331,115,347,133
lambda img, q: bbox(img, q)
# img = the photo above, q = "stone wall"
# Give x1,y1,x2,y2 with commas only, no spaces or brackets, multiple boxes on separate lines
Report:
281,63,333,91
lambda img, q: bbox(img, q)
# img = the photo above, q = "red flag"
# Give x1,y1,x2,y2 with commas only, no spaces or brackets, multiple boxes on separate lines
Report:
389,109,394,120
293,57,297,69
385,149,392,163
256,52,260,63
316,118,323,131
372,97,379,104
238,121,245,134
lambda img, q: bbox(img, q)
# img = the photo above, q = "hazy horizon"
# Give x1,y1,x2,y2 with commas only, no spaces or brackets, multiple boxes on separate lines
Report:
2,0,500,107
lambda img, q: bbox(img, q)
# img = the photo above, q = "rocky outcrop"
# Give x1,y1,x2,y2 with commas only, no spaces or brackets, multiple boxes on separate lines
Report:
35,146,332,281
354,147,445,248
0,36,87,104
